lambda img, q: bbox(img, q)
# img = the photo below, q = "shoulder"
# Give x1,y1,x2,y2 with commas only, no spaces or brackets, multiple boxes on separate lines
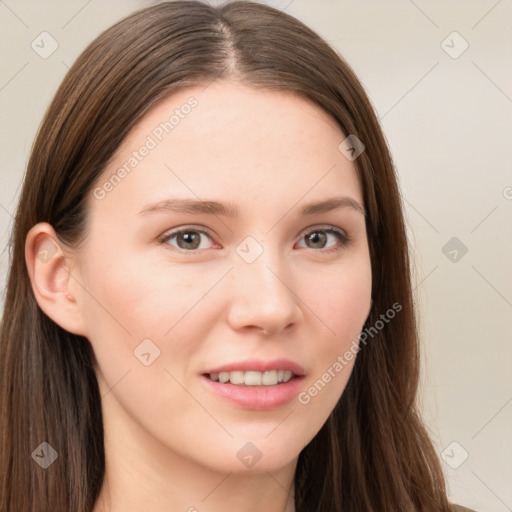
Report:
450,504,478,512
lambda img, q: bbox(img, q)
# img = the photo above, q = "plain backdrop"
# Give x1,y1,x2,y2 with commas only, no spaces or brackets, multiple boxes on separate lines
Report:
1,1,511,510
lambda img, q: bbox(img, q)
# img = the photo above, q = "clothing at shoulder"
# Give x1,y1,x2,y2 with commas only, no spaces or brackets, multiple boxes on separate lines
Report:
451,504,478,512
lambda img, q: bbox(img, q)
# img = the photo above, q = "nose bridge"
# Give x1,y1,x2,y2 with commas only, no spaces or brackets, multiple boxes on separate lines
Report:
227,237,301,333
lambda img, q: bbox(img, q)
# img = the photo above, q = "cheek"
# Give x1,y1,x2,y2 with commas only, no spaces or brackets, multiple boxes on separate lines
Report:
78,248,205,385
299,251,372,346
81,243,215,337
293,253,371,419
78,250,216,443
78,245,238,404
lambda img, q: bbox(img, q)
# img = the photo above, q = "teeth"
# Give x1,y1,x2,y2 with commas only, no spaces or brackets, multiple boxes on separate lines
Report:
229,371,245,385
207,370,296,386
245,371,262,386
262,370,277,385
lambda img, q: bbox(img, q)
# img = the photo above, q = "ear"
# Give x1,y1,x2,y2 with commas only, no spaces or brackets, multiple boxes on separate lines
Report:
25,222,88,337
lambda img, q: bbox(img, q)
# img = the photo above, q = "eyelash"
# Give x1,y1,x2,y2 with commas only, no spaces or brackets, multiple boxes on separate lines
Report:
158,225,351,255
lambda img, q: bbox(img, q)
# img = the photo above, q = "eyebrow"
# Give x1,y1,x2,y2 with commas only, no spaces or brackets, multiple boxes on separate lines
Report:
138,196,365,217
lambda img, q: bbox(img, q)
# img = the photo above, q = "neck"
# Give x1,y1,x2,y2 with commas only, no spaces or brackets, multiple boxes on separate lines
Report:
93,393,297,512
95,451,297,512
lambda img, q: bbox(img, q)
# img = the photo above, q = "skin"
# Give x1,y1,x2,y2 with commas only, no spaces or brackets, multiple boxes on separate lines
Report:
26,81,372,512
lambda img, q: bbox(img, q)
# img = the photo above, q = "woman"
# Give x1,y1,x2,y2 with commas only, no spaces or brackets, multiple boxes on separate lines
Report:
0,1,476,511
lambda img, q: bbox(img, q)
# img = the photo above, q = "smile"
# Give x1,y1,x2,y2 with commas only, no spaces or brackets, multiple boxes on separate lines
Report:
206,370,294,386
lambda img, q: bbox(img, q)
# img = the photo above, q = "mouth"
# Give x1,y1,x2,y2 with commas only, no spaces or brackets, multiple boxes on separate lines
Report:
204,369,296,386
200,359,305,410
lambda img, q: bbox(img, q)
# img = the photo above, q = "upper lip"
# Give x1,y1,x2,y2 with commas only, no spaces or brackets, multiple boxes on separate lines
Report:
203,358,305,376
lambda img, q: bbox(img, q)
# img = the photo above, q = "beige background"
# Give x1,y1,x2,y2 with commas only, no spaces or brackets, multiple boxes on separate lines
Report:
1,1,511,510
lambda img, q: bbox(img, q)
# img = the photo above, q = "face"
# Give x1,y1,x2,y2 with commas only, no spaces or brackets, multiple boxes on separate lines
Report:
74,81,371,474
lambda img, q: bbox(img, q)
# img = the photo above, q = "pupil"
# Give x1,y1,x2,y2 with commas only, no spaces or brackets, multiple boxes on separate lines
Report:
308,231,326,248
179,232,200,249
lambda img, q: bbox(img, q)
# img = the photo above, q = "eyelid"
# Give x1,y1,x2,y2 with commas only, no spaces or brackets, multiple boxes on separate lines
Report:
300,224,349,240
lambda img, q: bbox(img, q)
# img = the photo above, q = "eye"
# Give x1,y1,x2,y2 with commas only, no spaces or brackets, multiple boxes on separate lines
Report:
296,226,350,253
158,225,351,255
159,227,215,252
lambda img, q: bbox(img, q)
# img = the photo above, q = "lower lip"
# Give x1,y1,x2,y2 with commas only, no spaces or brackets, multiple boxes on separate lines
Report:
200,375,305,411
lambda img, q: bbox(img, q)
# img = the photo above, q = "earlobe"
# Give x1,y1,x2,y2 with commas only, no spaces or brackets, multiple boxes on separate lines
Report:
25,223,88,337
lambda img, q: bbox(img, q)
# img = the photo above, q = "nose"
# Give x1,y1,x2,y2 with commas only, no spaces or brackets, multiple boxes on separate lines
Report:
226,248,303,337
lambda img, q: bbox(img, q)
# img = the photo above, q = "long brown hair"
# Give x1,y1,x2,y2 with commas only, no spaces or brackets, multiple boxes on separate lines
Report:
0,1,451,510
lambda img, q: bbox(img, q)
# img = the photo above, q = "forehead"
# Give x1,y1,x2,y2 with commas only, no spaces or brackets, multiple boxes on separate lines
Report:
90,81,363,222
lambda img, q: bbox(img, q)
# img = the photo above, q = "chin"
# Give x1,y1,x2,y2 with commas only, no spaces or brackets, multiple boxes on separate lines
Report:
193,436,303,475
